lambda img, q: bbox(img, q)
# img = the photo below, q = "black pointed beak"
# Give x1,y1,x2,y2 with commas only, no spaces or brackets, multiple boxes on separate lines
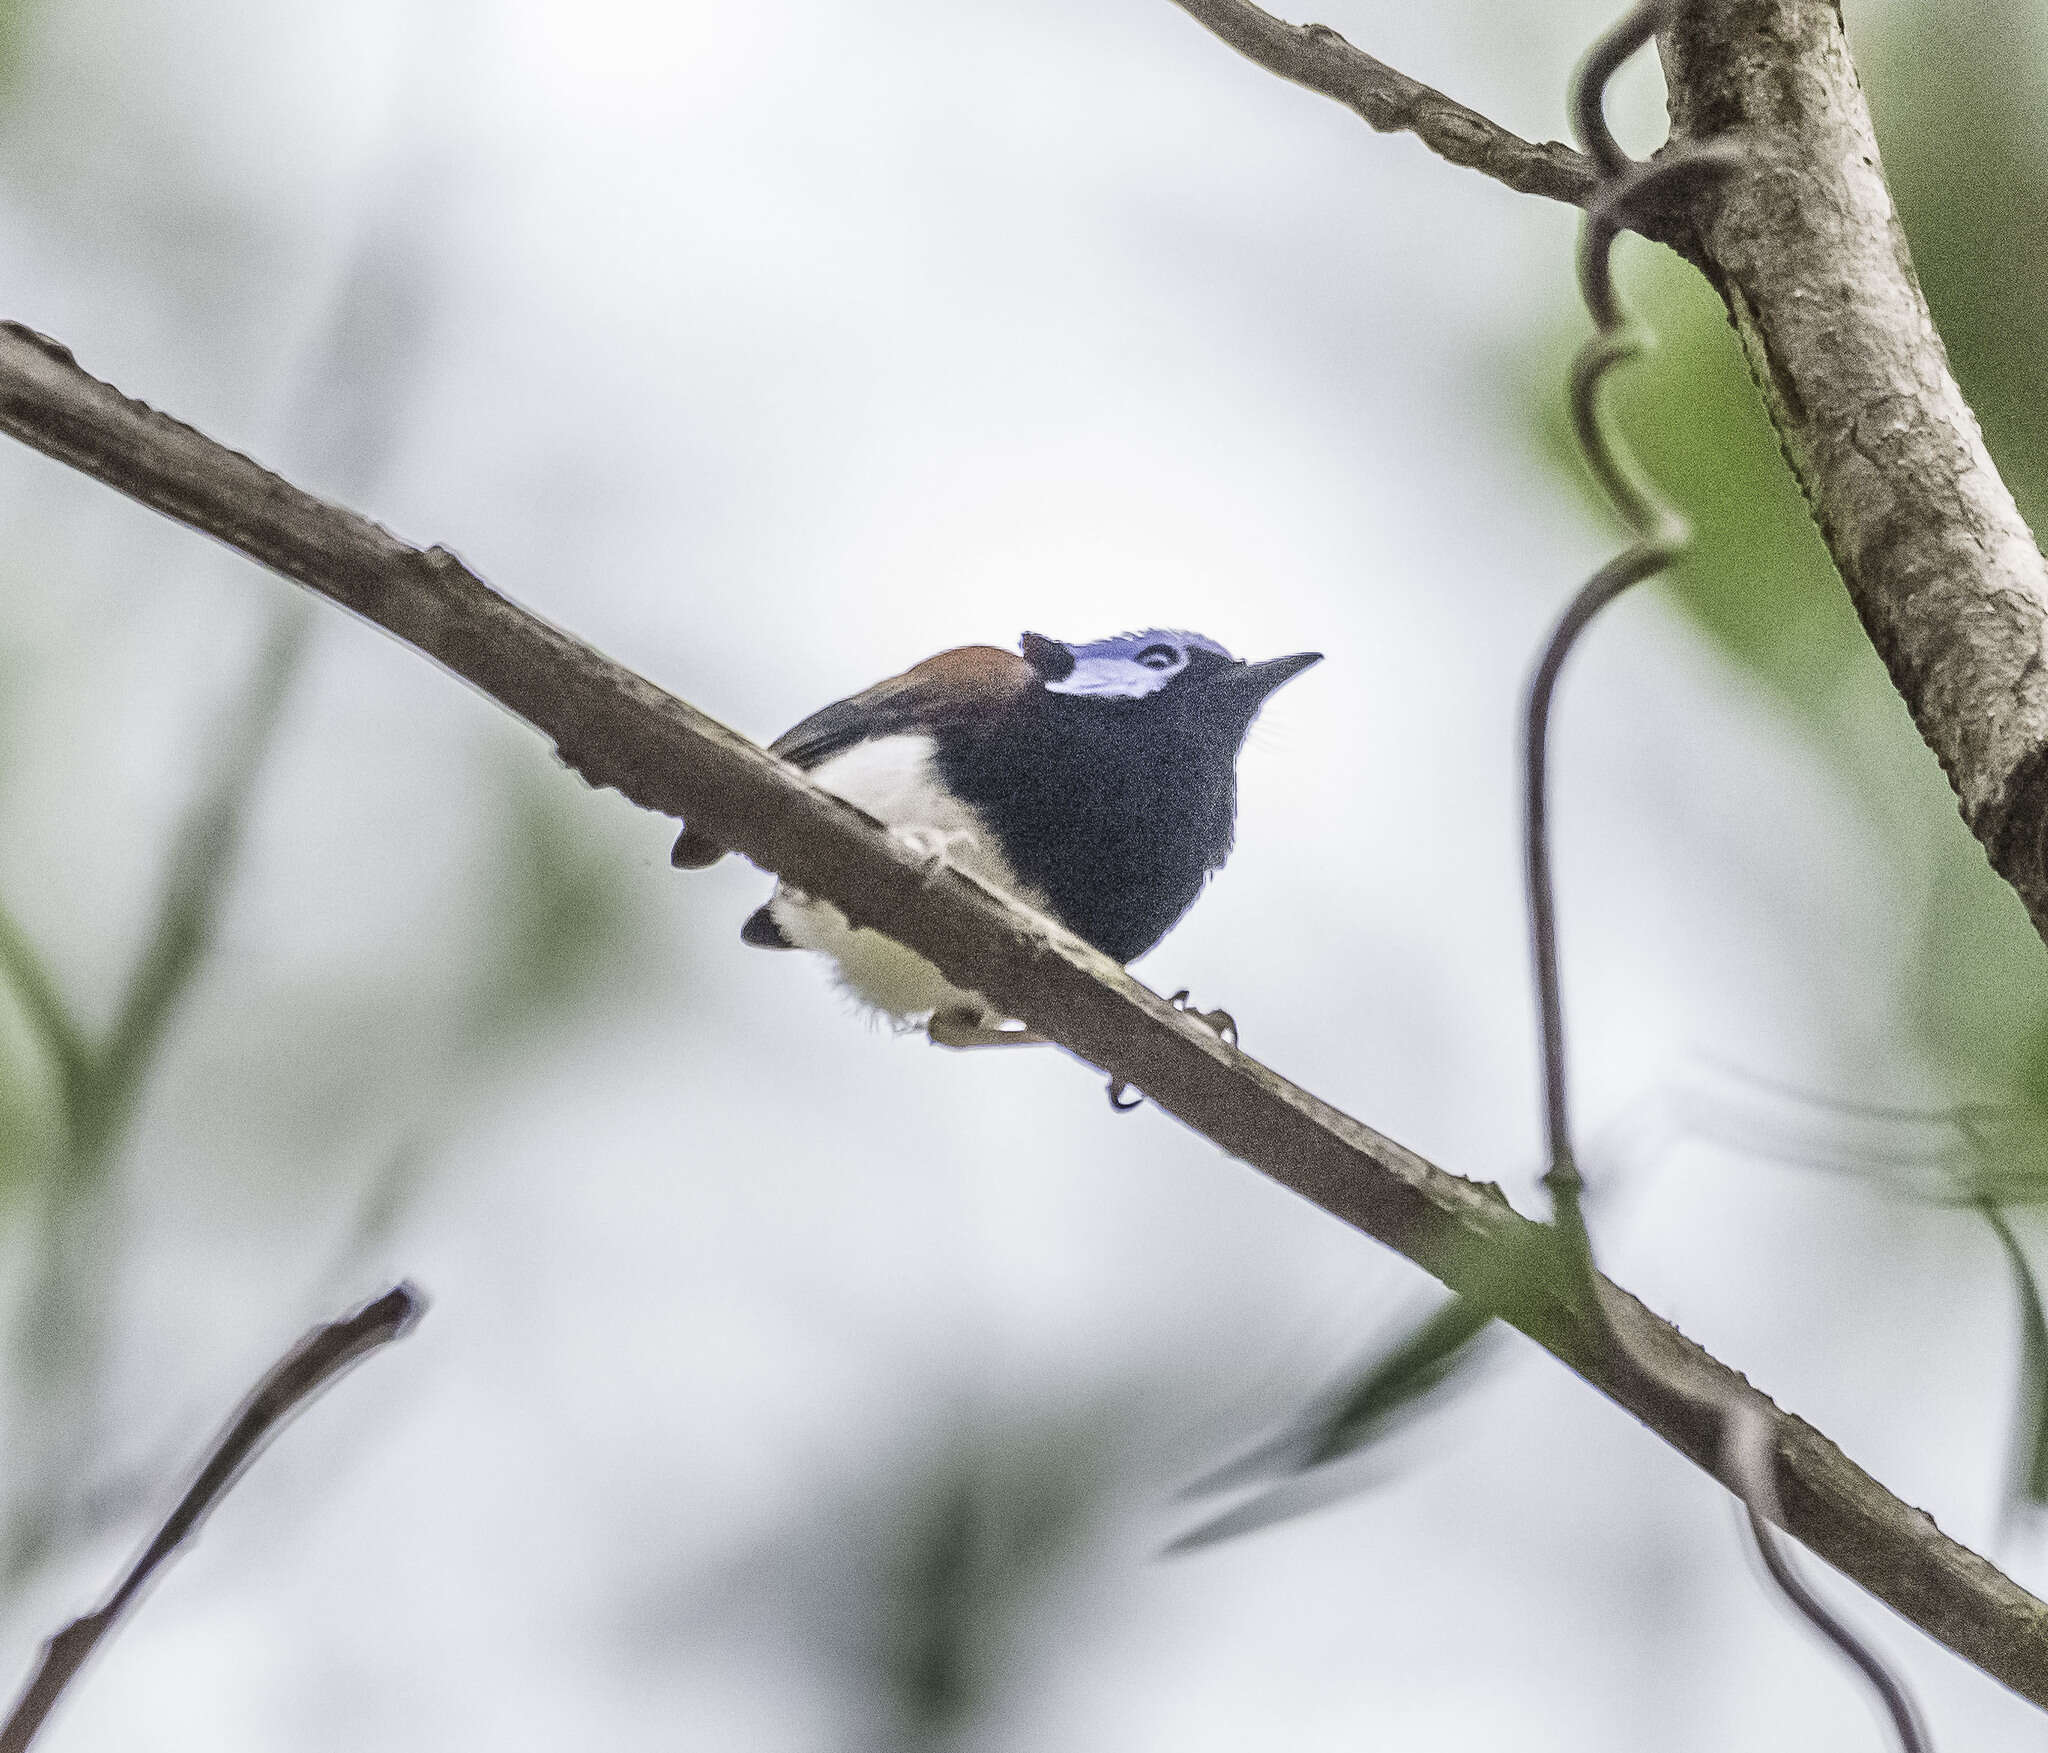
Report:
1235,650,1322,701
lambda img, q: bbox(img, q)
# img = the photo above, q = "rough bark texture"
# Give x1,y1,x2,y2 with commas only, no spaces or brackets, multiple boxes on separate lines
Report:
1659,0,2048,942
2,319,2045,1701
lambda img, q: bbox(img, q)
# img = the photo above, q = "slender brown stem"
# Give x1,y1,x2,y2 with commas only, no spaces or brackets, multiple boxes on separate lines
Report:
1531,7,1933,1742
1161,0,1600,209
1526,0,1731,1293
0,1284,425,1753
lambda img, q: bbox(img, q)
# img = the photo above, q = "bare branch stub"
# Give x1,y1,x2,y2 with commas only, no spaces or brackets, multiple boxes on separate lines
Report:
0,325,2045,1705
0,1284,425,1753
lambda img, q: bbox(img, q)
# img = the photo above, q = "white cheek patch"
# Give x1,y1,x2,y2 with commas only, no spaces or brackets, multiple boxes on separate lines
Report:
1044,655,1181,698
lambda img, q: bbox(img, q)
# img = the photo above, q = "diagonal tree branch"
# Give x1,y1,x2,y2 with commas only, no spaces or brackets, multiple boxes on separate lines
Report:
0,1283,423,1752
0,321,2043,1704
1163,0,1596,205
1158,0,1726,242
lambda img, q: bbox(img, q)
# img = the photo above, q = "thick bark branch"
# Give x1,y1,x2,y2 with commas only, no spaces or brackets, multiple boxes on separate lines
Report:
1655,0,2048,949
1,322,2044,1701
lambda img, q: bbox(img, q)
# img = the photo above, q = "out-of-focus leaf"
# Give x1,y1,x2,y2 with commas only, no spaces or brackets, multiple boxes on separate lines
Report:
1981,1206,2048,1521
1184,1294,1497,1501
0,0,32,98
1300,1293,1497,1464
74,602,309,1174
1879,0,2048,1159
0,896,90,1120
463,763,654,1046
875,1438,1100,1743
0,987,62,1201
1862,0,2048,541
1171,1060,2011,1556
4,605,307,1589
625,1407,1117,1749
1169,1294,1501,1552
1530,245,1892,771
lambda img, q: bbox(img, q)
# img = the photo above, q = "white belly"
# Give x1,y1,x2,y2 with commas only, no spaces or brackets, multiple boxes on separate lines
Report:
769,734,1035,1027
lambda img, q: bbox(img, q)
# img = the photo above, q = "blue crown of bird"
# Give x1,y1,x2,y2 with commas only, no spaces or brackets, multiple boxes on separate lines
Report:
670,629,1321,1047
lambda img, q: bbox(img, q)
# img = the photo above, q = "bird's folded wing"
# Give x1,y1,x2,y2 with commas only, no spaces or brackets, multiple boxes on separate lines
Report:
670,644,1033,867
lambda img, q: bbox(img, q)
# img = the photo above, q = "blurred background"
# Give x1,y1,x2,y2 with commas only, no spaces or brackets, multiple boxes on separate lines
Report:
0,0,2044,1744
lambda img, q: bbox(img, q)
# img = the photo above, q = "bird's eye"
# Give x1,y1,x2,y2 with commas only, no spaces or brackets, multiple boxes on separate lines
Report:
1136,644,1179,670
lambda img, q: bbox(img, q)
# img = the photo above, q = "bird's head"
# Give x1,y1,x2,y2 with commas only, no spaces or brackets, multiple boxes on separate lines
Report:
1017,629,1321,740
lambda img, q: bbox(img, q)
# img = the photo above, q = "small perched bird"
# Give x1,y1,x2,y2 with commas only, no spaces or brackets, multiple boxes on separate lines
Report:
672,629,1320,1045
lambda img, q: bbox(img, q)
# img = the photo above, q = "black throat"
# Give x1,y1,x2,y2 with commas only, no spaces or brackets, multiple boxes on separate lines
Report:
933,687,1245,964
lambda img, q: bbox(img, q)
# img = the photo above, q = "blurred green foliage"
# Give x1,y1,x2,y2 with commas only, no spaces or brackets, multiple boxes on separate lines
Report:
464,762,653,1048
1170,1291,1499,1549
0,607,310,1581
873,1432,1106,1745
0,601,668,1584
0,0,29,98
625,1406,1125,1746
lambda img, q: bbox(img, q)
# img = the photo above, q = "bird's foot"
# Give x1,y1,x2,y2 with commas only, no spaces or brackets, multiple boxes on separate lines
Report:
928,1006,1046,1050
894,826,978,885
1169,989,1239,1047
1107,990,1240,1112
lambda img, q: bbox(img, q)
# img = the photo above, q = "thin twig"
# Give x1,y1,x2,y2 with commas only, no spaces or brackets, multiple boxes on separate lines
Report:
1722,1399,1933,1753
1532,6,1932,1744
1981,1206,2048,1540
1526,0,1736,1297
0,327,2044,1707
1162,0,1601,210
0,1283,425,1753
